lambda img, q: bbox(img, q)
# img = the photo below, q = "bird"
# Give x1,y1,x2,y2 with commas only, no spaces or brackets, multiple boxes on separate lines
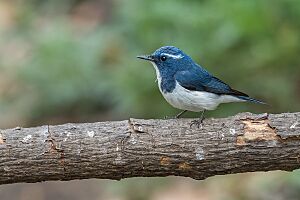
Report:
137,46,265,127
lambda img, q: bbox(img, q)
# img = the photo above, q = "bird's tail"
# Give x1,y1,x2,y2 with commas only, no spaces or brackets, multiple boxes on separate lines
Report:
237,96,267,105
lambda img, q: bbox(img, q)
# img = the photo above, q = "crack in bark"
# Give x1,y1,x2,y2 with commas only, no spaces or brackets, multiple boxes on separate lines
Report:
126,118,155,146
128,118,146,133
45,125,64,154
44,125,66,171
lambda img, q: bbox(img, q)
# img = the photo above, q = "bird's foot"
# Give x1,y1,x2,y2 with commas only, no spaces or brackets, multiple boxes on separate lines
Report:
190,117,204,129
190,110,205,128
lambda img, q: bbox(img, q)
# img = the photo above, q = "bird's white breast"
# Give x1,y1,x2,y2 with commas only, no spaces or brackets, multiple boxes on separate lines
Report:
162,82,219,111
150,61,162,84
162,82,243,112
151,62,243,112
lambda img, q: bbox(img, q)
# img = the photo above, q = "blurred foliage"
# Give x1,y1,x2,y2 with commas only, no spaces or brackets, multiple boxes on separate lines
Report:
0,0,299,126
0,0,300,199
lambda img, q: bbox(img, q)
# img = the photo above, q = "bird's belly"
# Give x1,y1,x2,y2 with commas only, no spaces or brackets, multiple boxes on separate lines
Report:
161,82,220,112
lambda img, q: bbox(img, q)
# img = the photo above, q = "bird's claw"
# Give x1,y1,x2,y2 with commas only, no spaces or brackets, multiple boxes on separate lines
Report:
190,118,204,129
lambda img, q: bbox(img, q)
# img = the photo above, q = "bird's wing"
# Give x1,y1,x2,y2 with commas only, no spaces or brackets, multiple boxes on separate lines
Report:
175,70,249,96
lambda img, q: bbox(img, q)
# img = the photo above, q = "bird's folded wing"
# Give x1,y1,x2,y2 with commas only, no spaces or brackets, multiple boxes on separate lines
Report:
175,70,248,96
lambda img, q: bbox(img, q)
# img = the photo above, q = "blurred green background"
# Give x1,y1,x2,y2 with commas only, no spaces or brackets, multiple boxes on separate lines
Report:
0,0,299,199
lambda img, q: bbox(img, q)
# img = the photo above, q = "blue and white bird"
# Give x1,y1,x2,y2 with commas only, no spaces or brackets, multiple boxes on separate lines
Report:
137,46,265,125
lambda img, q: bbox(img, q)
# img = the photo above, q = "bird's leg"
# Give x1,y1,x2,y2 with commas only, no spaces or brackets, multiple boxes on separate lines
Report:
175,110,187,118
164,110,187,119
190,110,206,128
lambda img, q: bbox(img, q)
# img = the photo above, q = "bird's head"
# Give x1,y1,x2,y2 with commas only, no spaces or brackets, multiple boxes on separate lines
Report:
137,46,194,74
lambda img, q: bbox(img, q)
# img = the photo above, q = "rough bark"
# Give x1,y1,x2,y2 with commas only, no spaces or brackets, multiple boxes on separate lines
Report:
0,112,299,185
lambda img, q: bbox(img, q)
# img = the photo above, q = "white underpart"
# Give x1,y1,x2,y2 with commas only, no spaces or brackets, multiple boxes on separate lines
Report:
163,82,244,111
162,53,184,59
151,62,244,112
151,61,161,84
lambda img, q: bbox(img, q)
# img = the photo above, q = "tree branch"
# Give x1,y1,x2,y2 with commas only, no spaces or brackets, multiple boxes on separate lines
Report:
0,112,300,185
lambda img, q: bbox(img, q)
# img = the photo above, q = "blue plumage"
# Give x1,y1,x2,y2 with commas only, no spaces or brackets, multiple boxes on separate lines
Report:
137,46,265,119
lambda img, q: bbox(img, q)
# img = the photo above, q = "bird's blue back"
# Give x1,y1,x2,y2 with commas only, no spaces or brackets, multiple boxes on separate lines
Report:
152,46,246,96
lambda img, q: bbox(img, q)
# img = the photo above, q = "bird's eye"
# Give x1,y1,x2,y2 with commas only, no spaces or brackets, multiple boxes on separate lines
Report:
160,55,167,61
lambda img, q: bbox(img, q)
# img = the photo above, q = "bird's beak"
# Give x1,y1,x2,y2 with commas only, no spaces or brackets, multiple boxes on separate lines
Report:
136,55,154,61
